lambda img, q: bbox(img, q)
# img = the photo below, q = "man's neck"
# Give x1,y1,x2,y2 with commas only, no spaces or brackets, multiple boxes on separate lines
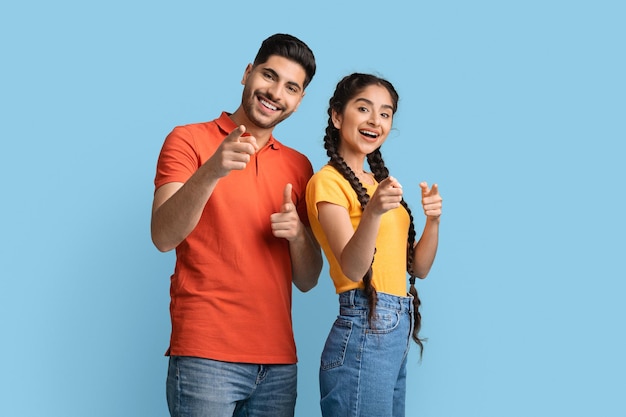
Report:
229,108,273,148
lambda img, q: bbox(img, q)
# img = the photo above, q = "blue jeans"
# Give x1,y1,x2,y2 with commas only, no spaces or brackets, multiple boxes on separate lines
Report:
319,289,414,417
166,356,297,417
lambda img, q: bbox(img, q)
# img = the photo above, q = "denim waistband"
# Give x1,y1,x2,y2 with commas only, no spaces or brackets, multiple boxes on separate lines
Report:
339,289,414,313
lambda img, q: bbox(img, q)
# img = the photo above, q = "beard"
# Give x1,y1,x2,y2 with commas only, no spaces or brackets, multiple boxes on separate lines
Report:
241,87,295,129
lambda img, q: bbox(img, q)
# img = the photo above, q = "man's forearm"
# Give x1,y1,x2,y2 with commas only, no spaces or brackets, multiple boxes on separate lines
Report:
290,226,323,292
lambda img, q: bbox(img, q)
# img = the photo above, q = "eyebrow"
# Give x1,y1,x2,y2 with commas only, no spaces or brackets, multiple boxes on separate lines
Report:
355,97,394,112
262,67,303,91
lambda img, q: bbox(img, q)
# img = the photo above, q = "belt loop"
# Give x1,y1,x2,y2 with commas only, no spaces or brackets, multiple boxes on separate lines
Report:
349,289,355,307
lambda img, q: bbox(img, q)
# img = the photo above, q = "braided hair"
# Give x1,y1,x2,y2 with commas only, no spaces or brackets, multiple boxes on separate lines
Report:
324,73,424,354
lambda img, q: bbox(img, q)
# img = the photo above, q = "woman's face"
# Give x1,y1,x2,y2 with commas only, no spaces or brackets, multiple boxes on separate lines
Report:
332,84,395,158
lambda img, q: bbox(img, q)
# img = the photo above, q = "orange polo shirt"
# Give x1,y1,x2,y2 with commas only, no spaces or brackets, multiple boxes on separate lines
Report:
154,112,313,364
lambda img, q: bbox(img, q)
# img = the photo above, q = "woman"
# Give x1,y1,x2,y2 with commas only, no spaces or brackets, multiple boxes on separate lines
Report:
306,73,443,417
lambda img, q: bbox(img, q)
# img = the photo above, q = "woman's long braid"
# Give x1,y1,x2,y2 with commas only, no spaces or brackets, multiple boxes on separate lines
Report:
404,203,425,356
369,150,424,355
324,122,378,326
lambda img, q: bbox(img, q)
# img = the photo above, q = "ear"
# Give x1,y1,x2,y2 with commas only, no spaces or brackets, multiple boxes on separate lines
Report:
241,63,253,85
331,109,342,130
293,91,306,112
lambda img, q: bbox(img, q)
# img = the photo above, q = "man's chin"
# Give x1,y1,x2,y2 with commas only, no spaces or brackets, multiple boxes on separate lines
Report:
252,111,292,130
251,119,278,130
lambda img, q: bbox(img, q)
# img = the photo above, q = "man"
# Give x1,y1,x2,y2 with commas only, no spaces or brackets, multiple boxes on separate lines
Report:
151,34,322,417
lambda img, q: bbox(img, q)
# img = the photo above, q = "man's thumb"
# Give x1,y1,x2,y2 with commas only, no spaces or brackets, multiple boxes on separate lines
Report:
283,183,294,211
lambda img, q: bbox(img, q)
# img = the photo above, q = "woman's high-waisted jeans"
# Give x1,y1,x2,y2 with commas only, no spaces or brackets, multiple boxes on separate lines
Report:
319,289,414,417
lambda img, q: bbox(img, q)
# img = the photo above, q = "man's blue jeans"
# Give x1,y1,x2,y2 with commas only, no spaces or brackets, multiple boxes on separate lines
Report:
319,289,414,417
166,356,297,417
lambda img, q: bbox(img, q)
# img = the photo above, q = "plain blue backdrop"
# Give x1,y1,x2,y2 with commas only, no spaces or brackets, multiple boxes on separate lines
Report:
1,1,624,416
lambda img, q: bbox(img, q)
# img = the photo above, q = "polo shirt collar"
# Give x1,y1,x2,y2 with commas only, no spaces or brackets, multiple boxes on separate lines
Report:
216,112,280,150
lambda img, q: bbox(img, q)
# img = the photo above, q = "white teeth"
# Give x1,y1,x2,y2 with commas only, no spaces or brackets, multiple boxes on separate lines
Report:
359,130,378,138
260,99,278,111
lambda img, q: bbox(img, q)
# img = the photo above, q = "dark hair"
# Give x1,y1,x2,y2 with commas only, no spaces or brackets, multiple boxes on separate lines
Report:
324,73,424,355
253,33,316,89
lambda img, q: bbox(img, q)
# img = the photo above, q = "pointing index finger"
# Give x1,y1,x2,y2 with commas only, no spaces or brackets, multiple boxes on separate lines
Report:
227,125,246,142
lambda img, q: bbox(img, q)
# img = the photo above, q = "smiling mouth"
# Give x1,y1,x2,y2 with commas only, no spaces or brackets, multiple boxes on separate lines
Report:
359,130,379,139
259,97,279,112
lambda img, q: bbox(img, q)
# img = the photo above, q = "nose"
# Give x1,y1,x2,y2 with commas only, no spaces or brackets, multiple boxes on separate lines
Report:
266,82,282,102
368,112,380,126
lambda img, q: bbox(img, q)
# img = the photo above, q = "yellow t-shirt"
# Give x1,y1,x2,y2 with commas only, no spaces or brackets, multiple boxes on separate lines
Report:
306,165,410,296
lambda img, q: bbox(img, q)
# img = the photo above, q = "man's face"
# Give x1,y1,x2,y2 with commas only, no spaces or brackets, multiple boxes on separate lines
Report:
240,55,307,130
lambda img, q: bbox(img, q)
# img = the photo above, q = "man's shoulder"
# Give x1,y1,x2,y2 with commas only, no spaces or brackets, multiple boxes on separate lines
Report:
172,118,220,134
166,115,227,146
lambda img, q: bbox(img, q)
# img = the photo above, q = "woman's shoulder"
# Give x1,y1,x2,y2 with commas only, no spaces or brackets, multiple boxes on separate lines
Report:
310,164,347,185
313,164,341,178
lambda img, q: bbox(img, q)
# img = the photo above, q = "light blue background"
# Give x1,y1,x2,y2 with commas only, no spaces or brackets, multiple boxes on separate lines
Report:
1,1,624,416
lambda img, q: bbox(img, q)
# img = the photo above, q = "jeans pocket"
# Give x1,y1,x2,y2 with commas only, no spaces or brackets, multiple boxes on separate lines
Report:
369,308,400,334
320,318,352,370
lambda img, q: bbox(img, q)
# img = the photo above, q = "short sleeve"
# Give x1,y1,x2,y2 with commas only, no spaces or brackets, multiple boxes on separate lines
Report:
306,166,355,222
154,126,201,189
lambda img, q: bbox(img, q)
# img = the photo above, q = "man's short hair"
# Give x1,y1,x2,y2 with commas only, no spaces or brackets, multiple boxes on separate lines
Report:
253,33,316,89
